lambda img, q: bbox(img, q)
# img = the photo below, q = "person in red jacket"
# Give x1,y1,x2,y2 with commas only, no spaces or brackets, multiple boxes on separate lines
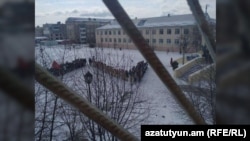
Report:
52,60,61,69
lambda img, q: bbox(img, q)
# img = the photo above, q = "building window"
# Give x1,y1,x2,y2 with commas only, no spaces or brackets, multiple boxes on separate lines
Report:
109,38,112,42
159,29,164,34
53,27,59,30
118,30,121,35
80,28,86,31
101,38,103,42
152,29,156,34
146,30,149,35
152,39,156,44
167,39,171,44
175,39,179,44
175,29,180,34
167,29,171,34
109,31,112,35
123,38,126,43
105,31,107,35
184,29,189,34
146,39,149,43
118,38,121,43
113,30,116,35
105,38,108,42
114,38,117,43
159,39,164,44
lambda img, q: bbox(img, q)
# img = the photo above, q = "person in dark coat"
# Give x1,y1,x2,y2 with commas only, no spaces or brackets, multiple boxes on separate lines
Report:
88,58,92,66
170,57,178,70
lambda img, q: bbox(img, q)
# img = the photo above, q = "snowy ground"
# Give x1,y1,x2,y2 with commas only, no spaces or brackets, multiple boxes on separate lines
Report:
37,44,193,122
35,45,194,139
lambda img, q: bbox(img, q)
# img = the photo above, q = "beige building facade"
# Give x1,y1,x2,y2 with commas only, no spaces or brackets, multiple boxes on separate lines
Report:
96,14,205,52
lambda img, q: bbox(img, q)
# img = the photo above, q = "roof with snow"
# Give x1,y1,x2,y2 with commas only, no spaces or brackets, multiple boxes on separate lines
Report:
66,17,112,23
35,36,48,40
97,14,199,30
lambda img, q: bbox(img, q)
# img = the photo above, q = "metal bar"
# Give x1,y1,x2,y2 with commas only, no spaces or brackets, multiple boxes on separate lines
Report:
187,0,216,62
35,63,139,141
102,0,206,124
0,68,34,112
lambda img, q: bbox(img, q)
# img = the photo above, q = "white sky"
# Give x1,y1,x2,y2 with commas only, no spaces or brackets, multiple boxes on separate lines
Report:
35,0,216,27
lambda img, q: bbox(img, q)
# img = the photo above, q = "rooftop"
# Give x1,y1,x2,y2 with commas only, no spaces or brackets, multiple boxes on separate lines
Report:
66,17,112,23
97,14,215,30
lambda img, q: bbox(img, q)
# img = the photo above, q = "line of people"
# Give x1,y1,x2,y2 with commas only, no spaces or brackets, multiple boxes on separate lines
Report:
91,60,128,80
127,61,148,83
91,59,148,83
47,57,149,82
48,58,87,76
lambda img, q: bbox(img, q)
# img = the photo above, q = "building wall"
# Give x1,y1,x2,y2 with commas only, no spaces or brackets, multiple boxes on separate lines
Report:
66,23,78,43
43,22,67,41
65,18,110,44
79,25,87,44
96,25,200,52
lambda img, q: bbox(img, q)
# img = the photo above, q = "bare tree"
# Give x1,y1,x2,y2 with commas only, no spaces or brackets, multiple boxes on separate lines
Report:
59,105,84,141
182,60,216,124
67,48,150,141
35,46,51,141
35,46,149,140
177,21,216,123
35,45,70,140
35,85,50,141
179,26,202,64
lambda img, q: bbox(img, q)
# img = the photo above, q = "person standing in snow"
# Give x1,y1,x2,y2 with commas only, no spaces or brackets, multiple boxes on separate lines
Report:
170,57,173,66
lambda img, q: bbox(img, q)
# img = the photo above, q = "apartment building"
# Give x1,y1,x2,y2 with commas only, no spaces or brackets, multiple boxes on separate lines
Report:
96,14,209,52
43,22,67,41
65,17,111,45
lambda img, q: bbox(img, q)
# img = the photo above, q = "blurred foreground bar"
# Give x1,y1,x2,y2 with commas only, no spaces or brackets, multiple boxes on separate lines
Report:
0,0,34,140
217,0,250,124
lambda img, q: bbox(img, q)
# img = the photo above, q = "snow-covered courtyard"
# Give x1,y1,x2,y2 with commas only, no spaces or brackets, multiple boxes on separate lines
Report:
35,44,196,140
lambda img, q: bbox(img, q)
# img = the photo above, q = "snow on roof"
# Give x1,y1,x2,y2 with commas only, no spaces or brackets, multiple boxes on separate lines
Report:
66,17,112,23
97,14,196,30
35,36,48,39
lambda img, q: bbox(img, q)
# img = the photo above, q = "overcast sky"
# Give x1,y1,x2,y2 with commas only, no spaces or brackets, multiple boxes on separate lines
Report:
35,0,216,27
